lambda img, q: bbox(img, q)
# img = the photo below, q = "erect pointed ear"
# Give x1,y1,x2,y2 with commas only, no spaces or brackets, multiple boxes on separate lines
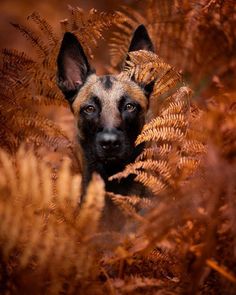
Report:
128,24,154,53
125,25,155,98
56,32,93,103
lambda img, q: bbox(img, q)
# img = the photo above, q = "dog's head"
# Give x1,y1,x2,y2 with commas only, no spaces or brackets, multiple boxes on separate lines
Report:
57,25,154,168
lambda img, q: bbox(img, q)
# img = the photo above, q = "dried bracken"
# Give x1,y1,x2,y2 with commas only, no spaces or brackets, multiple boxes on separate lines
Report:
110,0,236,98
0,1,236,295
0,148,106,294
112,52,203,199
0,7,119,168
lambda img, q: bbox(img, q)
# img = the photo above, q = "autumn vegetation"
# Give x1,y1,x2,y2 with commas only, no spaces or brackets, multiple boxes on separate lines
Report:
0,1,235,294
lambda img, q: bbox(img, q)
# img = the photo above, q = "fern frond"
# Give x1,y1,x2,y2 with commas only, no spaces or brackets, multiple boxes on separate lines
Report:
0,148,104,290
124,51,174,85
160,100,188,116
136,144,172,161
136,127,184,145
118,5,146,26
135,171,166,195
0,97,77,164
181,140,206,156
28,11,58,45
110,160,172,184
75,173,105,280
177,157,200,177
56,157,81,209
124,51,188,119
65,6,120,59
106,192,146,222
159,86,191,115
152,67,182,97
142,113,187,132
117,50,199,199
109,6,146,67
124,60,168,85
11,22,49,57
77,173,105,238
2,48,34,68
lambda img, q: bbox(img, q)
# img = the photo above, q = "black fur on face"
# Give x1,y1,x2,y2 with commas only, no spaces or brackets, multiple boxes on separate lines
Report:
56,25,154,187
78,91,145,177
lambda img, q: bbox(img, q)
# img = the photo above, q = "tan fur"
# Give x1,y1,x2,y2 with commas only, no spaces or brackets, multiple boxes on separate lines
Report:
72,74,148,118
72,74,99,112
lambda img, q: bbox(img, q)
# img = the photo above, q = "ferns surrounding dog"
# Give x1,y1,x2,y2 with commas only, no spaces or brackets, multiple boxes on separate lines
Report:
0,1,236,294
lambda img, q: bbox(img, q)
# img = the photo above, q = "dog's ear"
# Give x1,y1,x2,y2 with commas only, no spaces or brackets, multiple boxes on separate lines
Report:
128,24,154,53
126,25,154,98
57,32,92,103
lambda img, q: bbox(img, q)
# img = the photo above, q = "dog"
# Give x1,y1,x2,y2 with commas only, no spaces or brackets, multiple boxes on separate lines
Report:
56,25,154,198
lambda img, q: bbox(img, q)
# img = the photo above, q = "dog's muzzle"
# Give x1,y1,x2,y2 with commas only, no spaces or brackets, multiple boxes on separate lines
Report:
95,128,127,161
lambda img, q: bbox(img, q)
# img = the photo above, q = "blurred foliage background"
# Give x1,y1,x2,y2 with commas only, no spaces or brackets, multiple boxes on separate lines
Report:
0,1,236,294
0,0,133,70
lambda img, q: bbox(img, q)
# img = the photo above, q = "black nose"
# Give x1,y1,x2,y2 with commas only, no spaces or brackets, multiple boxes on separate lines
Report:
98,132,121,151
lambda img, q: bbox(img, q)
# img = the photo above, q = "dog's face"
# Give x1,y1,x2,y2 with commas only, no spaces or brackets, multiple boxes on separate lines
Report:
57,25,154,168
72,74,148,164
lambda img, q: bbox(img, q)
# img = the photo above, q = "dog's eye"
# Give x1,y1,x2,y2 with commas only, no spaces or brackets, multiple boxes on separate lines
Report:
125,103,136,112
84,105,96,114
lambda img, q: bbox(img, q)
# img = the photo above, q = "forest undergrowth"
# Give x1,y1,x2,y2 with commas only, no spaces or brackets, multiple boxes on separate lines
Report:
0,1,236,294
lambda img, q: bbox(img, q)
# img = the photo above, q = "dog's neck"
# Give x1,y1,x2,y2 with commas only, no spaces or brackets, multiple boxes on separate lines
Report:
80,141,143,195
